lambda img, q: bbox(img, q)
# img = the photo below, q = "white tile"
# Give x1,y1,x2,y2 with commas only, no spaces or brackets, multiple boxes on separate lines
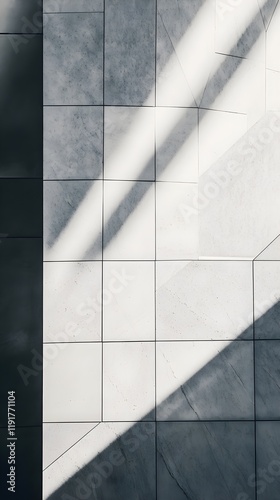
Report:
266,70,280,111
156,108,198,182
200,54,265,127
199,110,247,175
103,262,155,341
44,180,102,261
44,262,101,342
43,423,98,469
104,107,155,181
156,0,215,107
103,343,155,421
199,112,280,258
215,0,265,60
156,341,254,420
254,261,280,339
103,181,155,260
266,2,280,71
156,182,198,260
156,261,253,340
43,343,101,422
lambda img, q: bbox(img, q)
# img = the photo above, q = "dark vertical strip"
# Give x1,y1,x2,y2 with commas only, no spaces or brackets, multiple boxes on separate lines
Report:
252,260,257,500
0,2,43,500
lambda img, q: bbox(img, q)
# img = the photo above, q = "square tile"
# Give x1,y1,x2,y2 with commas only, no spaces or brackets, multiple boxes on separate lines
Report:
44,180,102,261
156,108,198,182
105,0,156,105
0,179,42,237
104,106,155,180
0,36,42,178
44,262,102,342
255,340,280,419
256,422,280,500
199,109,248,176
103,181,155,260
156,182,198,260
103,342,155,421
254,261,280,339
0,0,42,33
157,422,255,500
157,261,253,340
44,0,104,12
103,261,155,341
44,106,103,180
44,422,156,500
156,341,254,420
43,343,101,422
44,13,103,105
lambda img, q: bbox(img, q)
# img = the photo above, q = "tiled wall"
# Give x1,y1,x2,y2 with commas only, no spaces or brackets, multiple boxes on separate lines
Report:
43,1,280,499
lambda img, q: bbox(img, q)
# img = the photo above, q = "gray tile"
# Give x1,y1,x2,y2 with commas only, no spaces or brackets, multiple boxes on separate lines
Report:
104,106,155,180
256,235,280,260
255,340,280,419
44,0,104,13
256,422,280,500
254,262,280,339
44,180,102,261
44,106,103,179
105,0,156,105
157,341,254,420
44,13,103,105
156,261,253,340
157,422,255,500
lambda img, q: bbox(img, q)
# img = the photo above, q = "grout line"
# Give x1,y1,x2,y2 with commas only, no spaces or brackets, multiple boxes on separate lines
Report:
42,178,198,184
43,259,266,263
40,419,280,424
43,11,104,14
252,260,257,500
43,338,277,345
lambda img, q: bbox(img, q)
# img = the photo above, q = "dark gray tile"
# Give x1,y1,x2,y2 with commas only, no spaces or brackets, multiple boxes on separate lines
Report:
256,340,280,419
0,36,42,178
105,0,156,105
44,106,103,180
256,421,280,500
157,422,255,500
44,13,103,105
0,180,42,237
254,262,280,339
0,0,42,33
0,427,41,500
157,340,254,421
0,239,42,426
